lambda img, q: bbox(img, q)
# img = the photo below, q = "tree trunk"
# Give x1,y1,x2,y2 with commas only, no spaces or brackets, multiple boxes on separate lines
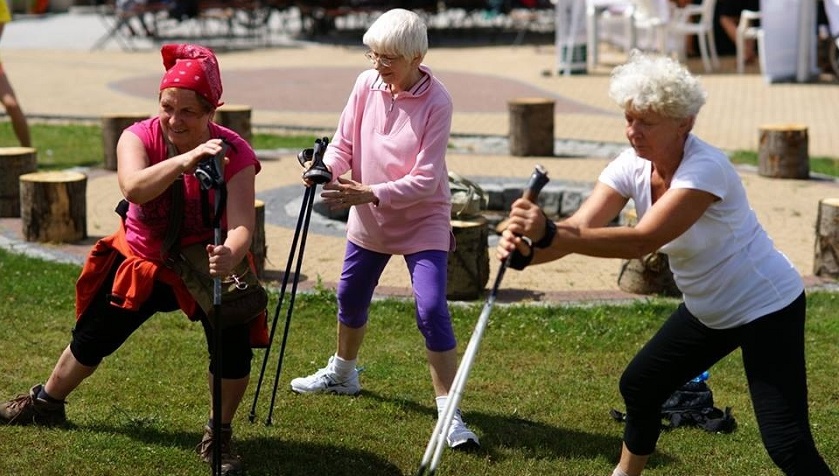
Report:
213,105,252,144
758,124,809,179
617,253,681,297
0,147,37,217
617,208,680,297
814,198,839,278
102,113,151,171
251,199,267,280
447,218,490,301
20,171,87,243
508,98,554,157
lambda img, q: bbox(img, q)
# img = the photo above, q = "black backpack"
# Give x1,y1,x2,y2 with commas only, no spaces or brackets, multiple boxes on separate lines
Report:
610,380,737,433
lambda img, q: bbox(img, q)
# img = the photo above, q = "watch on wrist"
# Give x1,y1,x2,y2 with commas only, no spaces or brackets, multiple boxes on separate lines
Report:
508,247,534,270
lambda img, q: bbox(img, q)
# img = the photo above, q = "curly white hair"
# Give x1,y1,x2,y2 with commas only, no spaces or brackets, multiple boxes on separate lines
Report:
608,50,707,119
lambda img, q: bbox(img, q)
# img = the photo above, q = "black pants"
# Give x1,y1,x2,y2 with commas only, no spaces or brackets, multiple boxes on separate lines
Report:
620,292,833,475
70,255,253,379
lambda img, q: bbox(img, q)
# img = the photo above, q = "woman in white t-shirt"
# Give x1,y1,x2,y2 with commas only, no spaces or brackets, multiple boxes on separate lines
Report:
497,51,834,476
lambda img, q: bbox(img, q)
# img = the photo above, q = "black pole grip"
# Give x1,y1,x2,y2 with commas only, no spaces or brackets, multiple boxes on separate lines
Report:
302,137,332,184
521,164,549,202
506,165,549,271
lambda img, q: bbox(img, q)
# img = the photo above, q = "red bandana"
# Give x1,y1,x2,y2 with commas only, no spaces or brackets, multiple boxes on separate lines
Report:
159,44,224,108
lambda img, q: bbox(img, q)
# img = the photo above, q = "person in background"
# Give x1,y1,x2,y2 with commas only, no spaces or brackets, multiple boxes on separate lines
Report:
0,44,263,476
497,50,834,476
718,0,760,63
289,8,480,450
0,0,30,147
669,0,698,57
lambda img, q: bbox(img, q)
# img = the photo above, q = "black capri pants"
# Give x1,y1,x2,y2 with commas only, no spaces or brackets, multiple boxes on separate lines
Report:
70,254,253,379
619,292,833,476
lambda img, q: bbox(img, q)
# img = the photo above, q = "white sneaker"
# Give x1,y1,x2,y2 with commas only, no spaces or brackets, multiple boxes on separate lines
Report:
445,411,480,450
290,356,361,395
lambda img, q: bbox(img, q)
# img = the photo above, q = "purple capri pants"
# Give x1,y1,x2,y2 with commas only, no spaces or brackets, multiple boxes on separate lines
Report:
337,241,457,352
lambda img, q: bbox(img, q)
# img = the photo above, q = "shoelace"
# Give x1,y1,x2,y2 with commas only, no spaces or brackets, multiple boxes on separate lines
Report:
312,365,350,384
5,394,33,411
196,431,233,460
319,365,365,384
319,371,343,386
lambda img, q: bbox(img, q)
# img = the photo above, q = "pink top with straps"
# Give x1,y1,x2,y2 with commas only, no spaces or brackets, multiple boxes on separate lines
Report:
123,117,260,261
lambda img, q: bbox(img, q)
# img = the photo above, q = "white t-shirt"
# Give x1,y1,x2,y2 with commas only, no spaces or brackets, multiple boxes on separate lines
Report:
599,134,803,329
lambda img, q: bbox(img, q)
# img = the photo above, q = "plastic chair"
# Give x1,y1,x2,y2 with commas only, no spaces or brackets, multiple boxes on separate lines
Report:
586,0,636,70
584,0,670,70
629,0,670,53
668,0,720,72
736,9,764,74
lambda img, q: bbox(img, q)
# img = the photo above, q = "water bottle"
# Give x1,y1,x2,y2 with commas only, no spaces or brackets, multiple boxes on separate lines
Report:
691,370,710,383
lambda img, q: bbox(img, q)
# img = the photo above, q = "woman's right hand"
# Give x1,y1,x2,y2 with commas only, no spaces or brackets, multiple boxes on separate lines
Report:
299,164,333,188
182,138,227,174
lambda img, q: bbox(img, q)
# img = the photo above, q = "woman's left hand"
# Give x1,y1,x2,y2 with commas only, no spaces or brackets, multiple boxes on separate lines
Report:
496,227,532,263
322,176,379,209
206,244,236,277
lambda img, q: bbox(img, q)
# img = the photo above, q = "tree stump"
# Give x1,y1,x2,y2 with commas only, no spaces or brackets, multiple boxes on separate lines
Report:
19,171,87,243
617,253,680,297
213,105,252,144
251,199,267,279
447,217,490,301
814,198,839,279
758,124,809,179
102,113,150,171
617,208,680,297
508,98,554,157
0,147,37,217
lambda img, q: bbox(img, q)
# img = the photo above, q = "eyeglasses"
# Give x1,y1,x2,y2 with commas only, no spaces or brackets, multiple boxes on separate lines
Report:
364,51,398,68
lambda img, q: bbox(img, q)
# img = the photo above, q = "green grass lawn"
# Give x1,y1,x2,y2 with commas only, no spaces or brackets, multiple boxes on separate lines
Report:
729,150,839,177
0,121,837,475
1,248,837,476
0,122,318,170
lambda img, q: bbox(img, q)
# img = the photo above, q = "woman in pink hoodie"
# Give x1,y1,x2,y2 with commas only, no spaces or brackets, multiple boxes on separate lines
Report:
290,8,479,450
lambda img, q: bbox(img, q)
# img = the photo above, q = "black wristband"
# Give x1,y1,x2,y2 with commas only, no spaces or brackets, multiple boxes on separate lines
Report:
508,247,533,270
533,214,557,249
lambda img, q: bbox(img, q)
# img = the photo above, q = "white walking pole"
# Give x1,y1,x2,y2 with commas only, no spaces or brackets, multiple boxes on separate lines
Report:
416,164,549,476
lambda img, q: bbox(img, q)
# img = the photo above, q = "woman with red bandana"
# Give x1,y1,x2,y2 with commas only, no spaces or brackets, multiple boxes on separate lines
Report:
0,44,261,475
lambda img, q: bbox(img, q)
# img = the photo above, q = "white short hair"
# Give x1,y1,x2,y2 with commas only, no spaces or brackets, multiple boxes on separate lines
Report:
608,50,707,119
363,8,428,60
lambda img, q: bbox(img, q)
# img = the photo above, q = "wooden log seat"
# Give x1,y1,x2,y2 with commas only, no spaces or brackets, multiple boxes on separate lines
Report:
101,113,151,171
616,208,680,297
508,97,555,157
757,124,809,179
447,217,490,301
213,104,252,145
19,171,87,243
0,146,37,217
251,199,267,279
814,198,839,279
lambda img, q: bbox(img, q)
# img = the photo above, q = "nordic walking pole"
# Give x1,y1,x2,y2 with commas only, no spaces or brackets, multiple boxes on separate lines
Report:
264,137,332,425
194,141,229,476
417,164,549,476
211,187,223,476
249,137,332,425
248,184,313,423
